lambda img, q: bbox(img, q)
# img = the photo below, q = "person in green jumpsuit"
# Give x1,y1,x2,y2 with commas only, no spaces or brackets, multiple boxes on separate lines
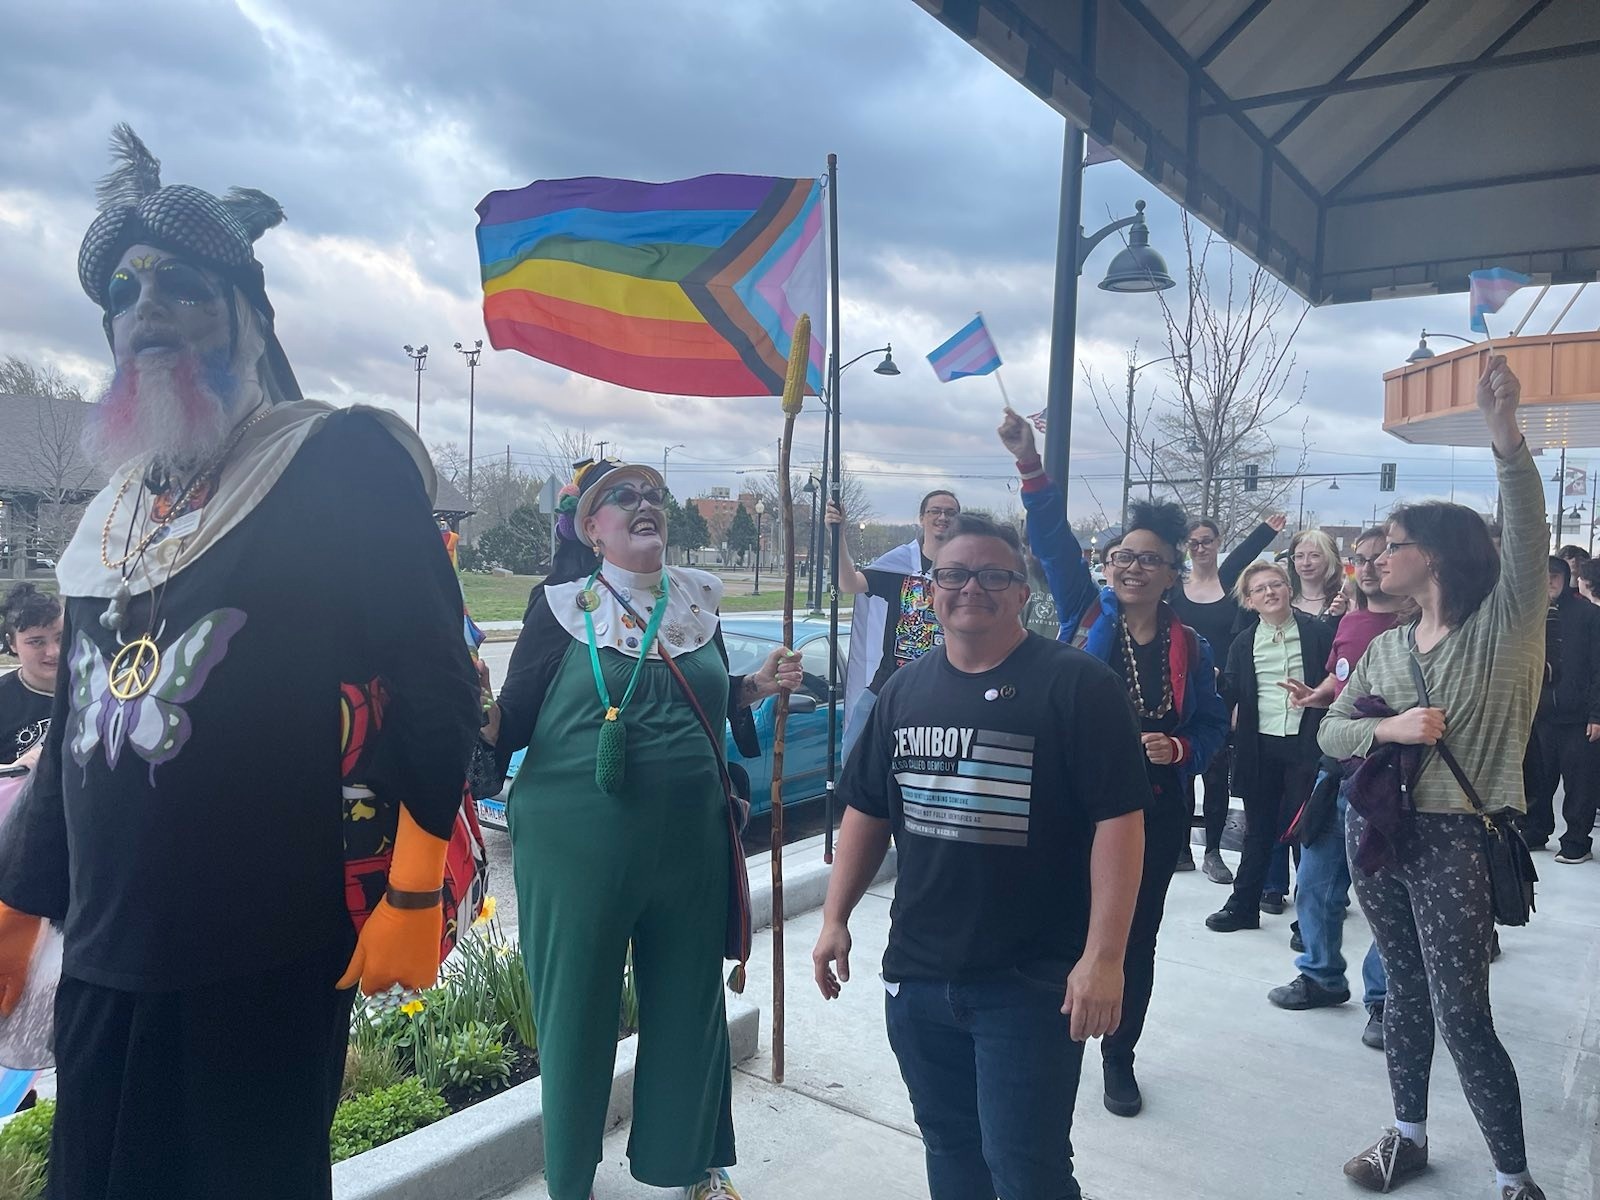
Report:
485,460,800,1200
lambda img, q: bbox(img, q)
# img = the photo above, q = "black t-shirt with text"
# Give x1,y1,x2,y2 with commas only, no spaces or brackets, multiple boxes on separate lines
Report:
842,633,1150,981
0,670,52,766
864,554,940,693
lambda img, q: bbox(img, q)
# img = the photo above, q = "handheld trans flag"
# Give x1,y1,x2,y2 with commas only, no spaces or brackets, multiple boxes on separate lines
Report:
927,314,1002,382
1468,268,1531,335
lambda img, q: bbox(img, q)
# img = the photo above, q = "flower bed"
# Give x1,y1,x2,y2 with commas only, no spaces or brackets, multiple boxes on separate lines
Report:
4,900,640,1191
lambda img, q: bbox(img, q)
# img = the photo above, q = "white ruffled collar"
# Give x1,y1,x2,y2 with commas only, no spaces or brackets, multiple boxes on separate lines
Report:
545,563,723,659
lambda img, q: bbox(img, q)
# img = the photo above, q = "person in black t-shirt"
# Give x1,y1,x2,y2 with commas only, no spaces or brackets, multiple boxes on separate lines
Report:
827,488,959,755
0,583,61,769
814,513,1147,1200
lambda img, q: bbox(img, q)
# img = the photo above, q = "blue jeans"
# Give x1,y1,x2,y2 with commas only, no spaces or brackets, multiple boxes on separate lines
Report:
885,970,1086,1200
1296,792,1387,1006
1266,841,1291,898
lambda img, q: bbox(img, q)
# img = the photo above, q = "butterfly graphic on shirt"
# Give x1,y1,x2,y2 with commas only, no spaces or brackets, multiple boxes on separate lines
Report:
67,608,248,779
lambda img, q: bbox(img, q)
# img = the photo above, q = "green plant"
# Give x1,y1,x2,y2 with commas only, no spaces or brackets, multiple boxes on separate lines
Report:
446,913,537,1053
342,1039,407,1101
329,1078,449,1164
620,943,639,1034
0,1102,52,1164
0,1142,45,1200
431,1021,513,1095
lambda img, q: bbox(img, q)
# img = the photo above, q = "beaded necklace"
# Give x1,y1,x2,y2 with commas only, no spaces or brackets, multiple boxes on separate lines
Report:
1118,610,1174,718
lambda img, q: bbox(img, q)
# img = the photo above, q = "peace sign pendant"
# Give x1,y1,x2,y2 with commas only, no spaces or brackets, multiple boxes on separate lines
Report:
109,636,162,700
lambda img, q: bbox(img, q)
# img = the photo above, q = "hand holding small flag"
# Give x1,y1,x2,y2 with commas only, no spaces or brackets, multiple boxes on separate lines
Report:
1467,267,1531,337
998,406,1037,460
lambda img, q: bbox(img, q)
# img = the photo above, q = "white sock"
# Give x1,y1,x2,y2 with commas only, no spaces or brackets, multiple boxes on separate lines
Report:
1496,1169,1533,1190
1395,1119,1427,1146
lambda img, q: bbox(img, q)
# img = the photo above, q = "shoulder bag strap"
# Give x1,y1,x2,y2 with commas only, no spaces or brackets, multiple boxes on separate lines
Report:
1405,636,1489,815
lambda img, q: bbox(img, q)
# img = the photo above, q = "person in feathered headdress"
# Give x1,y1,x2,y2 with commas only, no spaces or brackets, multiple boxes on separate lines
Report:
0,127,482,1198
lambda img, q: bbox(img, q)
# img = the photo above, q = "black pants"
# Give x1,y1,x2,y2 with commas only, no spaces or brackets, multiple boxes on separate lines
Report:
1227,734,1315,917
1522,716,1597,855
1184,739,1231,854
1103,785,1189,1068
50,946,354,1200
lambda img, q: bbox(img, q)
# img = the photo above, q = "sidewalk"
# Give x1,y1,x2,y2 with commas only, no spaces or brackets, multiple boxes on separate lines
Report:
505,842,1600,1199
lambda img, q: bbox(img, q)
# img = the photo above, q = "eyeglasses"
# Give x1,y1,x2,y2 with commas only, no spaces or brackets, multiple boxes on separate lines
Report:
600,485,669,512
1106,549,1175,570
1187,537,1217,550
1384,541,1418,555
1348,554,1380,569
931,567,1025,591
1247,580,1289,597
923,506,959,520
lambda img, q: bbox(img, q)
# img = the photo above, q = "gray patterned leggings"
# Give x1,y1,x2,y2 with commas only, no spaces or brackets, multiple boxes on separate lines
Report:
1346,809,1527,1173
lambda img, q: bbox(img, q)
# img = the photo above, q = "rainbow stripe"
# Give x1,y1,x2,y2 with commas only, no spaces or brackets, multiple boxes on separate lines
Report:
475,174,825,397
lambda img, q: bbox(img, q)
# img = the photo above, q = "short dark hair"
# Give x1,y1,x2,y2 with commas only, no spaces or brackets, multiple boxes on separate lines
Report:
940,512,1025,573
1558,544,1589,563
1118,500,1190,569
1187,518,1221,539
1549,556,1571,587
919,489,960,516
1,582,61,655
1577,558,1600,595
1349,528,1388,611
1387,501,1499,627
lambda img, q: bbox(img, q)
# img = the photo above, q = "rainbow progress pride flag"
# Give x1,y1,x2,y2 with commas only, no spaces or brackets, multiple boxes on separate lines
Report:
475,174,825,397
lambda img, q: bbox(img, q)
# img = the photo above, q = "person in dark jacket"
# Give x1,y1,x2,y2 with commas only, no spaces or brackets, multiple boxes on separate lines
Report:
999,409,1227,1121
1206,562,1334,934
1170,514,1285,881
1522,556,1600,862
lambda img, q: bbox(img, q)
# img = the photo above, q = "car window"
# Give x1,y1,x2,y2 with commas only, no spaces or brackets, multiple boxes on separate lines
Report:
721,632,779,678
798,633,849,700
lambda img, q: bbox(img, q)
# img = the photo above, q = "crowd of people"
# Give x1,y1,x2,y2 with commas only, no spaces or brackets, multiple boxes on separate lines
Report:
0,123,1586,1200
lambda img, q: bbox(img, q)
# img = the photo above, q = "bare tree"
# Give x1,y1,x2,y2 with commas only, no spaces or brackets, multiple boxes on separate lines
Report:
538,425,598,482
430,440,469,490
1085,215,1308,539
0,357,94,565
0,356,86,404
742,467,876,565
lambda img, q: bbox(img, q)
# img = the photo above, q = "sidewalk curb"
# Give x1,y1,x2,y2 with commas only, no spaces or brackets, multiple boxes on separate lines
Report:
744,831,896,932
332,999,761,1200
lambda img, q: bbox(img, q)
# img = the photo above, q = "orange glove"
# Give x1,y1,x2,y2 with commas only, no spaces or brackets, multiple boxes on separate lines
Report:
337,806,448,994
0,902,44,1017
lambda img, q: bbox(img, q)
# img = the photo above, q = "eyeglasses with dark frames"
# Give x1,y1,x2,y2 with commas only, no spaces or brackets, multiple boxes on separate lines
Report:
600,485,669,512
1106,549,1176,570
930,567,1026,591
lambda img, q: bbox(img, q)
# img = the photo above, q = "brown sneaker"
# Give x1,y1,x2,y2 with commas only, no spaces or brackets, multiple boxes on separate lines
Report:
1343,1129,1428,1192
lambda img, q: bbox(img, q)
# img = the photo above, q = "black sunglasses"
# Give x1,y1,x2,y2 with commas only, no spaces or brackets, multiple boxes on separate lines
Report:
600,484,669,512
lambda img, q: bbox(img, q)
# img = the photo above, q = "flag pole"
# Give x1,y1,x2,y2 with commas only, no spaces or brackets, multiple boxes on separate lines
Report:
979,310,1013,410
824,154,842,866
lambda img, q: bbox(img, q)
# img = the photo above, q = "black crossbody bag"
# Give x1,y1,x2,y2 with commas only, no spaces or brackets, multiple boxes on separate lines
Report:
1406,644,1537,926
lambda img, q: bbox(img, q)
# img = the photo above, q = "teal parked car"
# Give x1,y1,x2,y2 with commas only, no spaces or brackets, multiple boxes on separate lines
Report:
479,615,849,829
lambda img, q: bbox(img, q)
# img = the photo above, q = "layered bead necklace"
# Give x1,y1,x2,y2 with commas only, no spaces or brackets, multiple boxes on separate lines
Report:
1118,610,1174,718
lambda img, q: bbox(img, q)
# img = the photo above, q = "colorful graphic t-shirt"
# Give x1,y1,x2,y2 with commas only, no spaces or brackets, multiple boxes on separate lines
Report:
842,633,1150,981
865,555,941,693
1326,608,1402,698
0,670,52,766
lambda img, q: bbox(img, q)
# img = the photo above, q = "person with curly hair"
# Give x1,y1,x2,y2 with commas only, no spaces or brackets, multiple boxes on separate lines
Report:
998,409,1227,1119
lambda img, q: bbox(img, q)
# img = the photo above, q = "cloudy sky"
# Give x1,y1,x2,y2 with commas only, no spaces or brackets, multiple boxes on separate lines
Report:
5,0,1598,533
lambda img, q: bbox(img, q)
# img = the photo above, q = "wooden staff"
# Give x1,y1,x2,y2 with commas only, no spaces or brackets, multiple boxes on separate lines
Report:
768,312,811,1084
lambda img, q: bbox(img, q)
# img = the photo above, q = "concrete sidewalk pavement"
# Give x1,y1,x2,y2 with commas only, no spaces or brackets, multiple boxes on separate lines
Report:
505,842,1599,1200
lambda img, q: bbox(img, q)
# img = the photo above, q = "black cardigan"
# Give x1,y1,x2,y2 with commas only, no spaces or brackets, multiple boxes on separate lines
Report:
1221,610,1334,804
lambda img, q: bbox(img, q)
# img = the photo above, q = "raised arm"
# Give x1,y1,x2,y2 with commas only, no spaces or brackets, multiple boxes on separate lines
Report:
1480,357,1548,636
1219,514,1286,591
823,501,870,594
998,408,1097,637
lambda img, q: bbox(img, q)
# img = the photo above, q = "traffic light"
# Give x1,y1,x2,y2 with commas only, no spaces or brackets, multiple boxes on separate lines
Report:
1380,462,1397,492
1244,463,1259,492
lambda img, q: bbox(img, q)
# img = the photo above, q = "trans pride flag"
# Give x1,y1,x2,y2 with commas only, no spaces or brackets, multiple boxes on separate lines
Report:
1468,267,1531,334
475,174,825,397
927,315,1002,382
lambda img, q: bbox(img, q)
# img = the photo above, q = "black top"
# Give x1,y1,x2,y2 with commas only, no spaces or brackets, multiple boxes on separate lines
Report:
1109,624,1181,802
864,552,940,693
0,670,52,766
1539,590,1600,725
1221,611,1335,803
1168,521,1279,668
0,412,480,991
842,633,1150,982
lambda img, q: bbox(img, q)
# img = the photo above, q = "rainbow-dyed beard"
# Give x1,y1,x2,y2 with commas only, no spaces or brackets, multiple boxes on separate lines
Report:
85,347,242,477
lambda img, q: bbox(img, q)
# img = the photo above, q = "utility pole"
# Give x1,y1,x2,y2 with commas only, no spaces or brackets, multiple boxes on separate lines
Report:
403,344,428,432
596,440,610,461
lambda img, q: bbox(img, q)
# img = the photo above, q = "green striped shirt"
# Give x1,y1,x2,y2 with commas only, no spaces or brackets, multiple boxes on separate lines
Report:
1319,441,1546,815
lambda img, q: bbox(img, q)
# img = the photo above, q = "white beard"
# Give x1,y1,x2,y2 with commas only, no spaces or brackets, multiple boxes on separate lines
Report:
83,350,241,478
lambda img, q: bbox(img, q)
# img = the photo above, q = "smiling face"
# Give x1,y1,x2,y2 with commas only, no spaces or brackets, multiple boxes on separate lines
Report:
583,474,668,573
1241,564,1292,621
12,615,62,693
1106,530,1180,614
919,492,959,549
931,533,1029,638
1291,541,1327,585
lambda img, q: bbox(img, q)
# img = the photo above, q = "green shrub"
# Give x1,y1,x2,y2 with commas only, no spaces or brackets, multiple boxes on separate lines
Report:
432,1021,513,1095
329,1078,449,1164
0,1142,45,1200
342,1040,407,1101
0,1102,52,1165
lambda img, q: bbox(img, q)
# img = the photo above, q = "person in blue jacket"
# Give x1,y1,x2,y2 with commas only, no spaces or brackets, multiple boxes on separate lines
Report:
999,409,1227,1120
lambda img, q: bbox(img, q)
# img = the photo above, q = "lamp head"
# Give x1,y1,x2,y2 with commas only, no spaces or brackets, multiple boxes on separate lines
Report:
1329,479,1341,491
1098,201,1176,294
874,346,900,376
1406,332,1435,363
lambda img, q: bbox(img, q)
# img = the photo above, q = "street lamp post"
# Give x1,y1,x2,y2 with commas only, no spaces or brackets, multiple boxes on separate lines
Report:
403,344,429,432
753,500,766,596
1043,126,1177,491
1405,329,1478,362
801,475,821,610
1296,476,1342,529
453,340,482,505
661,443,686,495
1122,353,1182,528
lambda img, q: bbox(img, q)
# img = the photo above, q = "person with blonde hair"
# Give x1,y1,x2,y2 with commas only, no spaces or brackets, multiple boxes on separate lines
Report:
1206,561,1333,934
1289,529,1348,624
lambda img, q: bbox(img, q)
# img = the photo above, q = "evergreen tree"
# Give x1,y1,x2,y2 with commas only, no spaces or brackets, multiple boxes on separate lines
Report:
727,503,757,566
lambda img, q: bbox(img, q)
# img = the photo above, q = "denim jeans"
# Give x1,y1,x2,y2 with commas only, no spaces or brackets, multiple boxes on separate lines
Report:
885,969,1087,1200
1296,791,1387,1006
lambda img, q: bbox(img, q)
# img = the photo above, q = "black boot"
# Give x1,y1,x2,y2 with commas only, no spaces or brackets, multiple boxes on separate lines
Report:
1103,1057,1142,1117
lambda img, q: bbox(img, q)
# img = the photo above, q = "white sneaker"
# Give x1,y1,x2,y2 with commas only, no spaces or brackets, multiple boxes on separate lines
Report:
683,1168,743,1199
1553,849,1592,864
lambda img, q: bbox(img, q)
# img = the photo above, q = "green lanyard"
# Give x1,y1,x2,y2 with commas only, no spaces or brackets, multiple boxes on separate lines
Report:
584,570,669,794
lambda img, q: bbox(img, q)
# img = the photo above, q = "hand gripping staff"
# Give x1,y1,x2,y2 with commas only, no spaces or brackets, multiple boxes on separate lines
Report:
337,806,449,993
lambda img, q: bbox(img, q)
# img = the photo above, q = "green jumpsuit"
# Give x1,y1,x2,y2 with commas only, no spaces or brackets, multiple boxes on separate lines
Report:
509,637,735,1199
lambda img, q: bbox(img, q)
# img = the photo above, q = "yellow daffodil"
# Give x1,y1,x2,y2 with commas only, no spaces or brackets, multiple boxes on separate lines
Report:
399,998,425,1017
473,895,498,927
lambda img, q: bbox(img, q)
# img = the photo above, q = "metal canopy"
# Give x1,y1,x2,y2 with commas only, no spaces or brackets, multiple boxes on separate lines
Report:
912,0,1600,305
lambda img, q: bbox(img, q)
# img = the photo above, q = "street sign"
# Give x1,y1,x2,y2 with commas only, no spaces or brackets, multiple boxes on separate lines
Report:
537,477,559,512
